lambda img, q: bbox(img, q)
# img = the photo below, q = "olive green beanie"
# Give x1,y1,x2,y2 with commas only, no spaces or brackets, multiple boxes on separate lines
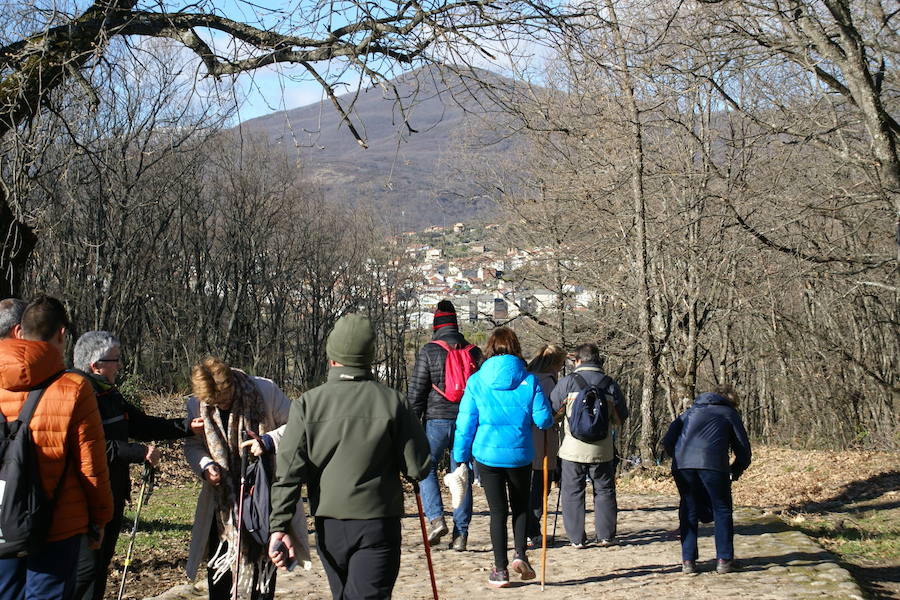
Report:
326,313,375,367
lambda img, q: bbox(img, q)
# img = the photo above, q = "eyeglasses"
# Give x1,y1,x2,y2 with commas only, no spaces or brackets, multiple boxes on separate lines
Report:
97,357,121,363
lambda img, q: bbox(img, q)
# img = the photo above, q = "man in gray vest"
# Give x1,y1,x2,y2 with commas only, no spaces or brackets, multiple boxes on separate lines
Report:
550,343,628,548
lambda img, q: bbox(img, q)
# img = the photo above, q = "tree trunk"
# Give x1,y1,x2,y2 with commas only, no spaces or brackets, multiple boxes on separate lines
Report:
0,187,36,298
606,0,659,464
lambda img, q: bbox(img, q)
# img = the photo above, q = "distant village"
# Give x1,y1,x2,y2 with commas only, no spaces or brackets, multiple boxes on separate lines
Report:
400,222,596,329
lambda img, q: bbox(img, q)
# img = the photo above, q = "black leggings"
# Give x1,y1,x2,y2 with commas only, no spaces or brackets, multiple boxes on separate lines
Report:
475,461,531,569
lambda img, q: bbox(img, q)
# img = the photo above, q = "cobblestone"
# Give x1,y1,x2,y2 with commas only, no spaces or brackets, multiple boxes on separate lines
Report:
147,493,865,599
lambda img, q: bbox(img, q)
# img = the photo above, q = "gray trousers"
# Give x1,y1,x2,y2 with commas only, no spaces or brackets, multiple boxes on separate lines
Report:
560,459,617,544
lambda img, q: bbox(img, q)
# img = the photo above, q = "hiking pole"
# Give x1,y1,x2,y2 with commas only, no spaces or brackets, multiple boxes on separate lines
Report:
232,434,250,600
117,463,156,600
413,481,439,600
540,430,549,591
551,477,561,542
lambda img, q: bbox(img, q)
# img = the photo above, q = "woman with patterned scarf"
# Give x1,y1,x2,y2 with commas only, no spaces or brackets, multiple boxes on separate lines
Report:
184,357,311,599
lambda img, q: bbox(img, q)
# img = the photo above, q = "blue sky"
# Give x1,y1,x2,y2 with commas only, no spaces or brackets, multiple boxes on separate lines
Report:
231,65,328,122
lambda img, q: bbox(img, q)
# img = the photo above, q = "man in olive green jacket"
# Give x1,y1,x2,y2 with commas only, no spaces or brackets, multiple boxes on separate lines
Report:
268,314,431,598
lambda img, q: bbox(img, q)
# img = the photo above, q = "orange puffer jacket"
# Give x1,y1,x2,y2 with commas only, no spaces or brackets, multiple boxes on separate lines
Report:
0,339,113,542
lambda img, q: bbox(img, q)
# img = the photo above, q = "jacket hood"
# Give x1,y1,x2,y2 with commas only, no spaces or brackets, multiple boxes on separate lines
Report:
693,392,730,406
0,339,65,392
432,326,465,345
479,354,528,391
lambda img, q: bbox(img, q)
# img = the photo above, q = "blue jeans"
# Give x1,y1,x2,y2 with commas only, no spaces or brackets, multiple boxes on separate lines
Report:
674,469,734,561
420,419,472,537
0,534,82,600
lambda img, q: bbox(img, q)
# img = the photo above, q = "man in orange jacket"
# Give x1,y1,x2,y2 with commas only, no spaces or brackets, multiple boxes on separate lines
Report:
0,295,113,600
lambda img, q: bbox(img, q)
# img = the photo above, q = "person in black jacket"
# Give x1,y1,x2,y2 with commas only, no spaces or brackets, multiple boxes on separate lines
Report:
662,385,752,575
71,331,202,600
407,300,482,551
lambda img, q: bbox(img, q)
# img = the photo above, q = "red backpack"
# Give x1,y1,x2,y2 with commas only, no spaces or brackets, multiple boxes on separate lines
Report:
429,340,477,403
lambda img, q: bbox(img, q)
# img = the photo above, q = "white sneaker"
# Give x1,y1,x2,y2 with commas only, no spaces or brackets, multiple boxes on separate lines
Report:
443,463,469,509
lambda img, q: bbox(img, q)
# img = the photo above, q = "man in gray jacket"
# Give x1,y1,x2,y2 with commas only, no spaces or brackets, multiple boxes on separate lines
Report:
550,343,628,548
269,314,431,598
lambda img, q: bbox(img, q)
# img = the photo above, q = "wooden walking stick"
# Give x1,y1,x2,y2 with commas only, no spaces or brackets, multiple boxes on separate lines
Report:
413,481,440,600
540,430,549,590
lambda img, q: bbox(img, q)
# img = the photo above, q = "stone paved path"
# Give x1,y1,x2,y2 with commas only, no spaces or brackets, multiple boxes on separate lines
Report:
152,491,864,600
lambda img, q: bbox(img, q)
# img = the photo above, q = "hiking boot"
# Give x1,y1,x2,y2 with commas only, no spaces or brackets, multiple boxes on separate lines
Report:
443,463,469,509
450,533,467,552
716,559,738,574
427,517,448,545
682,560,697,576
510,555,536,581
488,568,510,588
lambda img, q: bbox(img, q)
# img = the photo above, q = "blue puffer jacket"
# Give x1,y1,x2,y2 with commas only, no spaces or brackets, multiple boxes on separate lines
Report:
662,393,752,479
452,354,553,468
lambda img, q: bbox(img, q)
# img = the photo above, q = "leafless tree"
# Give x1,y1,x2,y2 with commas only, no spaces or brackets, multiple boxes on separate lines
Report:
0,0,572,296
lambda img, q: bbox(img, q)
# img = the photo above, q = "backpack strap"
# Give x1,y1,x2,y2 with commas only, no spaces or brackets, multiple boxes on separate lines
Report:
571,372,589,392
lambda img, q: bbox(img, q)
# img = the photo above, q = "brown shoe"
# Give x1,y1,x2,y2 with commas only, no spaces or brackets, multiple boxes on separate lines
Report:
716,559,738,574
427,517,448,545
450,533,467,551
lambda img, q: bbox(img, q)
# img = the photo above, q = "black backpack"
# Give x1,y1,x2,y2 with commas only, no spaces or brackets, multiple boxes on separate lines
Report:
242,454,274,548
567,373,612,443
0,372,66,558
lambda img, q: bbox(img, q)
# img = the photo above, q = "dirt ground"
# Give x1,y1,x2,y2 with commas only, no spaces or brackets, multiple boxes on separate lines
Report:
115,444,899,599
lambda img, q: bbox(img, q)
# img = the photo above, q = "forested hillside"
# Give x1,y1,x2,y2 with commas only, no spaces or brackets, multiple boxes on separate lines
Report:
237,65,508,229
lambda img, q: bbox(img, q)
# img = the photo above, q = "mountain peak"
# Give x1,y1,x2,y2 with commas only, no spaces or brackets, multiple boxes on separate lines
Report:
235,63,512,229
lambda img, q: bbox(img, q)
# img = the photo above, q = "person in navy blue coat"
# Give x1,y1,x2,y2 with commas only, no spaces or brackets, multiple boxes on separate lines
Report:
662,386,751,575
453,327,553,588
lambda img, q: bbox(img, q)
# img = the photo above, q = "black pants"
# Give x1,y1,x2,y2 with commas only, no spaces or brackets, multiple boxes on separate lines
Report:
73,498,125,600
316,517,401,600
206,522,275,600
475,461,531,570
526,467,558,540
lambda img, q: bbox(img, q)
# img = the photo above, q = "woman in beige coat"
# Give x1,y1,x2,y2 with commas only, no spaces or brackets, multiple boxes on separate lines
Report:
184,357,311,599
525,345,567,547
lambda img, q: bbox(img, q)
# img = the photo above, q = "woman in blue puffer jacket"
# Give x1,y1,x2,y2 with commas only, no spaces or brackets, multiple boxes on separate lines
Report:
452,327,553,588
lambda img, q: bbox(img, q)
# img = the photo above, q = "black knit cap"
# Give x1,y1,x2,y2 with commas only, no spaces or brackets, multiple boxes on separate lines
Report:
433,299,458,330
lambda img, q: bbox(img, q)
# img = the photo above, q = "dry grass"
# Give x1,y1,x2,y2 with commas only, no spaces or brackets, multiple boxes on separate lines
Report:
618,445,899,510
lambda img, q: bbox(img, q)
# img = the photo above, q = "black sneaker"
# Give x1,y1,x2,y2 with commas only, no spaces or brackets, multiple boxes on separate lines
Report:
427,517,448,545
510,555,536,581
716,559,738,574
488,567,510,588
682,560,697,576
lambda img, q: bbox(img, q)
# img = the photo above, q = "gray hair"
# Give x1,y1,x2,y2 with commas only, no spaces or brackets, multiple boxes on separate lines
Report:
574,342,602,366
74,331,120,372
0,298,26,339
